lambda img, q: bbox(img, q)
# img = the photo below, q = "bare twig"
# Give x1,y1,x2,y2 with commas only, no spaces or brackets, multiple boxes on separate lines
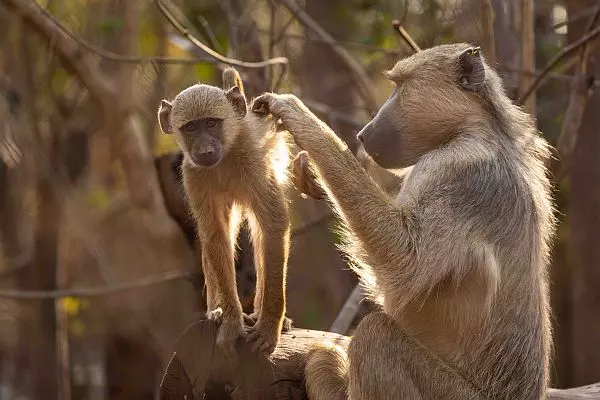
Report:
275,0,378,116
392,20,421,53
27,6,216,65
0,270,196,300
519,24,600,105
330,284,365,335
196,14,223,53
498,65,600,87
154,0,288,69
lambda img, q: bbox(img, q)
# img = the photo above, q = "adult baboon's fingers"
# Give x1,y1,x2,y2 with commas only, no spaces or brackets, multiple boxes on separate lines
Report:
251,93,274,115
275,119,287,132
293,151,326,200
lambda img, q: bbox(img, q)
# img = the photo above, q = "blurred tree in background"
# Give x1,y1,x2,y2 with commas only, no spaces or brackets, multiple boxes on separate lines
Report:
0,0,599,398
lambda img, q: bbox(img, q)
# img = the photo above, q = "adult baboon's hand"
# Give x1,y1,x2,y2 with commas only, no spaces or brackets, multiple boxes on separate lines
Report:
251,92,332,149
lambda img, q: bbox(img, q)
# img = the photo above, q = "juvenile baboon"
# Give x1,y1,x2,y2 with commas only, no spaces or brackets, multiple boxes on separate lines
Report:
157,68,291,357
253,44,555,399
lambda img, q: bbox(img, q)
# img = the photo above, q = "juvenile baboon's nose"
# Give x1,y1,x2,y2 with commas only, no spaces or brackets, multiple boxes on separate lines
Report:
193,145,220,166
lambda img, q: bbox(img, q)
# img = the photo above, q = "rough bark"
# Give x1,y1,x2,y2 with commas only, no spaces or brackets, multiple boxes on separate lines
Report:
159,320,600,399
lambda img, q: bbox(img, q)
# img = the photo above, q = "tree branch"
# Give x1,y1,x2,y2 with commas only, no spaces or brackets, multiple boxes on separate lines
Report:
17,4,216,66
2,0,115,113
0,270,196,299
154,0,288,69
274,0,378,117
519,24,600,105
392,20,421,53
330,284,365,334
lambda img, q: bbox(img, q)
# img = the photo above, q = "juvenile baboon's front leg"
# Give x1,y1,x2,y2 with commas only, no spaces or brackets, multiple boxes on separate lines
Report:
201,251,220,316
245,181,290,354
306,312,485,400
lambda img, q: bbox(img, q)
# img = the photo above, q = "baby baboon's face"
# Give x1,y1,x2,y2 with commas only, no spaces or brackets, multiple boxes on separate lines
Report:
157,84,247,168
358,44,487,169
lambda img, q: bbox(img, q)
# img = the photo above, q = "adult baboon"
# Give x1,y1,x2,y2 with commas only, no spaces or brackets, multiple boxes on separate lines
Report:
253,44,555,399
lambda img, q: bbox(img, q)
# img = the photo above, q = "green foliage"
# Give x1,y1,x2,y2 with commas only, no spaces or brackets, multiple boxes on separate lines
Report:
87,186,112,210
300,297,323,327
50,68,70,95
138,15,158,56
193,64,216,83
96,16,122,36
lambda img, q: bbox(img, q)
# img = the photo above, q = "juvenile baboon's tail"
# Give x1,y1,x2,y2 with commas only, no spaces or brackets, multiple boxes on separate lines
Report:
222,67,245,96
305,342,348,400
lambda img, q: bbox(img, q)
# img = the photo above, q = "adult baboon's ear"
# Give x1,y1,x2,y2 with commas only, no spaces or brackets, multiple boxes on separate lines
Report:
458,47,485,91
158,100,173,134
226,86,247,117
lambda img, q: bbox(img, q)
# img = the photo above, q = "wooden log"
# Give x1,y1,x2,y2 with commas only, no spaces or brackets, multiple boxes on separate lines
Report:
159,319,600,399
159,319,349,399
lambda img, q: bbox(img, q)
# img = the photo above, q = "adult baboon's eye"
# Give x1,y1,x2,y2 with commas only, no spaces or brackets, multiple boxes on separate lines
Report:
182,122,196,132
205,118,217,128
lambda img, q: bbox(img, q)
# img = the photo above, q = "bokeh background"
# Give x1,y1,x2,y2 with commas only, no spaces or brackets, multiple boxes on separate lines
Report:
0,0,599,398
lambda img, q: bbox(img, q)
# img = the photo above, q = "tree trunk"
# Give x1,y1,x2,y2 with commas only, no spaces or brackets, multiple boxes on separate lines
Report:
24,134,61,400
566,0,600,387
519,0,536,116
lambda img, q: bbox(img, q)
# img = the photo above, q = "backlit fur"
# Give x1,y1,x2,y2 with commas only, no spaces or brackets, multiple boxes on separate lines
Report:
253,43,556,399
158,69,292,357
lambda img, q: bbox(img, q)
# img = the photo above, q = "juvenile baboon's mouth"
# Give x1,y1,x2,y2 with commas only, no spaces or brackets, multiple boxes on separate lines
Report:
190,155,221,168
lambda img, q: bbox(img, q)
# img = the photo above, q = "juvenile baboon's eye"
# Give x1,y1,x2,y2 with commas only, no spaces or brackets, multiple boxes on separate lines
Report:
182,122,196,132
205,118,217,128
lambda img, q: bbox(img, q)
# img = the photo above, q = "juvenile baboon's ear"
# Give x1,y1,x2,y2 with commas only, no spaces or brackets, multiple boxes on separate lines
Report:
457,47,485,91
225,86,247,117
158,100,173,134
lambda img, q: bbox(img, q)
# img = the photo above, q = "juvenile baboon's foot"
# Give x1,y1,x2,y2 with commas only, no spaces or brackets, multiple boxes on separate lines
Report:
282,316,293,332
206,307,223,323
246,317,282,354
244,312,293,332
216,316,245,362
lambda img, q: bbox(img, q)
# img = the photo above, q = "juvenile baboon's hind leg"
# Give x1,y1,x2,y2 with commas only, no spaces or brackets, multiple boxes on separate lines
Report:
245,180,291,353
242,201,292,333
306,312,485,400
